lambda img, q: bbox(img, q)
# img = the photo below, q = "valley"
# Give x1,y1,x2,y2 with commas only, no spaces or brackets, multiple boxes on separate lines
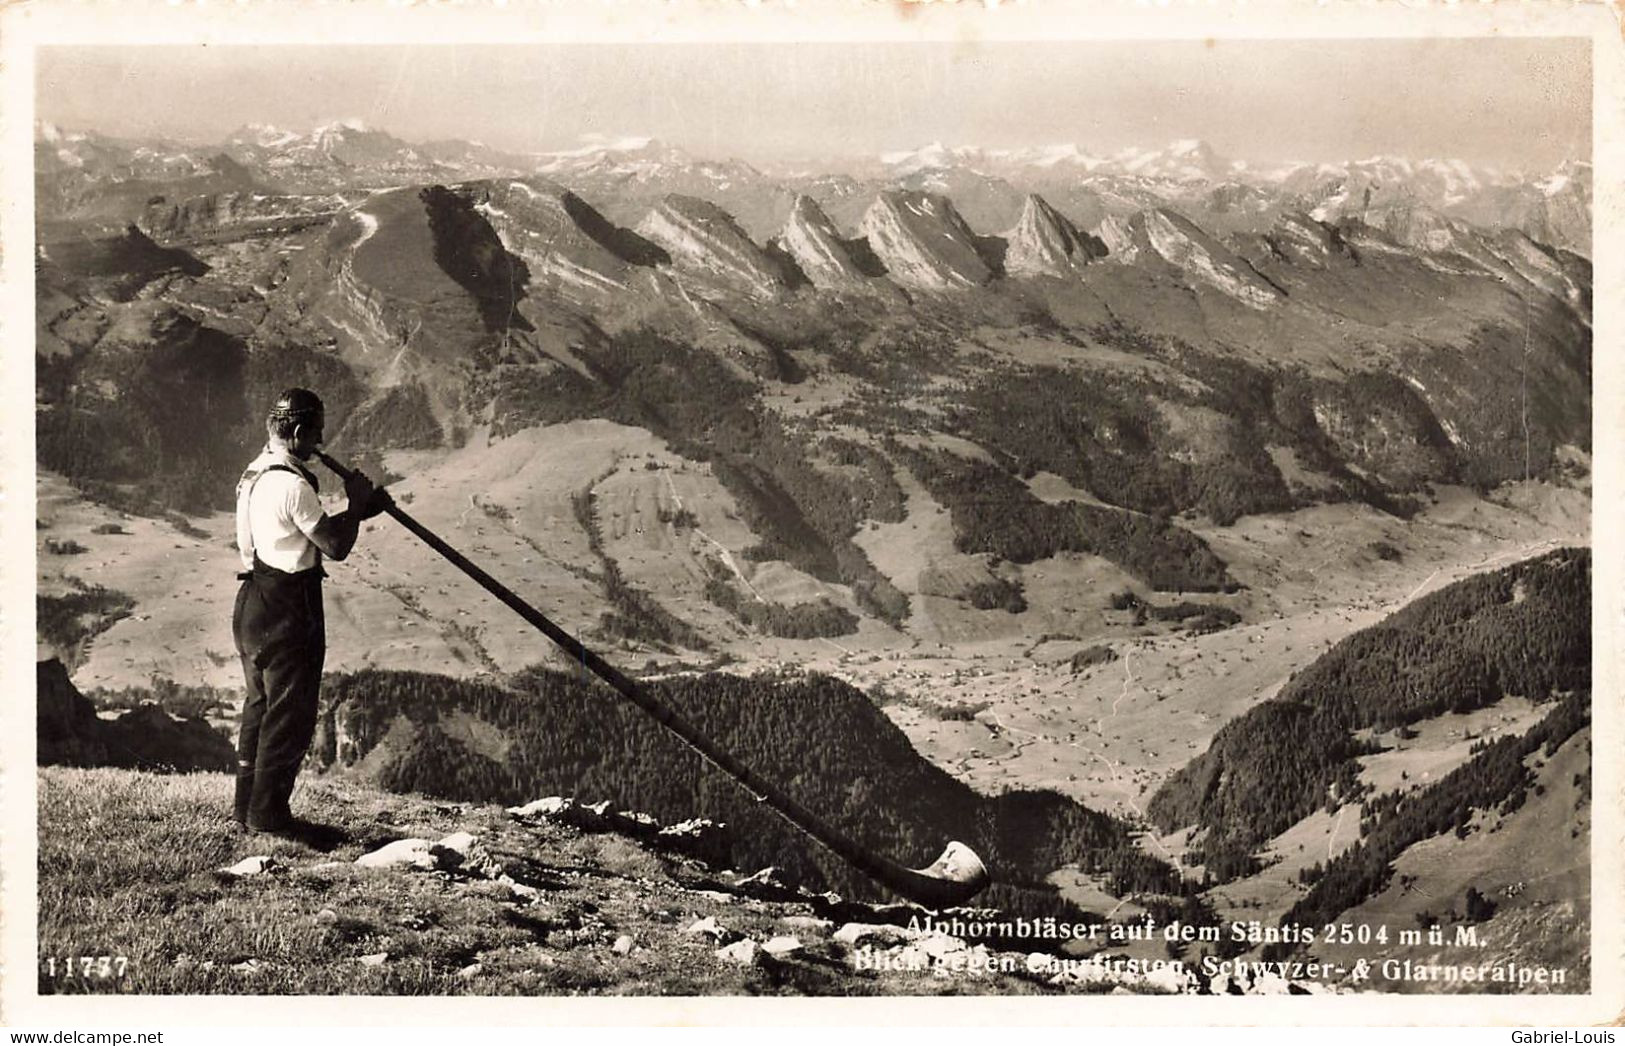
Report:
33,118,1593,991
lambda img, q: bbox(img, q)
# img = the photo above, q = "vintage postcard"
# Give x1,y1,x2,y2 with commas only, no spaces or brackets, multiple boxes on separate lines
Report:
1,0,1619,1027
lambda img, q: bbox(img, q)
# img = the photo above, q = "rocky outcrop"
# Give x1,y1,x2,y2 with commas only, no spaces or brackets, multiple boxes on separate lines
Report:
37,659,235,772
1002,194,1107,277
1114,208,1284,309
138,192,344,244
1093,214,1138,263
1478,229,1587,306
1359,201,1476,256
635,194,795,297
38,658,110,767
774,194,878,288
508,795,731,868
857,190,993,291
471,179,668,307
1258,213,1360,270
36,224,207,301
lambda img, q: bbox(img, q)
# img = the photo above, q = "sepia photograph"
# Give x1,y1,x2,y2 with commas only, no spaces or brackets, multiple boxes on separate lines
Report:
4,0,1618,1025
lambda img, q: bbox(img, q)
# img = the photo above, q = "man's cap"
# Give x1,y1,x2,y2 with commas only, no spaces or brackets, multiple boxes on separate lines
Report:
268,387,324,422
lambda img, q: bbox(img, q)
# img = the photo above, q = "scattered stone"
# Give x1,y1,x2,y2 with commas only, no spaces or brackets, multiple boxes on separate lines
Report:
509,798,728,862
761,935,803,958
230,959,261,975
436,831,478,855
779,915,833,933
714,939,760,966
357,952,389,966
457,963,482,980
611,934,635,955
220,855,279,877
731,866,802,900
1149,964,1201,994
917,933,969,961
309,861,346,874
833,922,914,948
684,916,728,940
507,796,574,818
355,838,453,871
499,876,541,902
609,809,659,832
315,908,338,926
432,834,503,878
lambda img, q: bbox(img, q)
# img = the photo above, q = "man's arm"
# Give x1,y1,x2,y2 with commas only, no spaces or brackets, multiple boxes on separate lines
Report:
309,508,365,561
297,469,389,562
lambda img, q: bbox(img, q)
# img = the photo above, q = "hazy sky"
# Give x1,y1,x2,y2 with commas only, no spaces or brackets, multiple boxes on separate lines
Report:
37,38,1591,171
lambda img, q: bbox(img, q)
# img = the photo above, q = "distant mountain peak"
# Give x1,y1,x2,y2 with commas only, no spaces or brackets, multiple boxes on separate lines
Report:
1003,193,1106,277
1131,206,1284,308
776,194,878,288
635,193,790,297
315,117,373,136
858,189,993,291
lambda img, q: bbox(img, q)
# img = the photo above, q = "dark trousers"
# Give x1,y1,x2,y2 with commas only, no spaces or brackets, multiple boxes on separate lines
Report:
232,560,326,829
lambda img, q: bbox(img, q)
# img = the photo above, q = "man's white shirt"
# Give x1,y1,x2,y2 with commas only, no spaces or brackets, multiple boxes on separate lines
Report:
236,447,324,573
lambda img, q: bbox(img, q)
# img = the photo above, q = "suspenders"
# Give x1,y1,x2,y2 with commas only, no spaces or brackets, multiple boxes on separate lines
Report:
236,460,322,580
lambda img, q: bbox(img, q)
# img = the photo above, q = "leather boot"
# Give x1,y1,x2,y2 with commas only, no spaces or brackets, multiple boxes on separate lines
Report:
246,762,299,832
232,763,255,826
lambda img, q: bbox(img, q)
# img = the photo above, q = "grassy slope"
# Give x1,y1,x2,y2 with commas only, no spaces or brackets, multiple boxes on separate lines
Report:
1312,729,1592,993
37,767,1057,997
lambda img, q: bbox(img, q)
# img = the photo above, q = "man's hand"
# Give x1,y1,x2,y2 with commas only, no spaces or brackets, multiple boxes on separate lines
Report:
343,470,392,521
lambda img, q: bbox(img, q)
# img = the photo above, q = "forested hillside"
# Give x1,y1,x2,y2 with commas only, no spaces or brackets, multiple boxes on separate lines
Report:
313,666,1182,908
1281,690,1589,935
1147,548,1589,879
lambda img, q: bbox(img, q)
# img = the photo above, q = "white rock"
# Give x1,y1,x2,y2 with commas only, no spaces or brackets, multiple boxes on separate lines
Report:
500,876,541,902
436,831,478,855
315,908,338,925
355,838,446,871
230,959,261,974
714,939,760,966
612,934,635,955
779,915,833,933
1145,964,1198,994
1250,970,1292,995
761,935,803,957
918,933,969,960
833,922,914,948
220,855,278,877
507,796,572,818
457,963,482,979
684,916,727,939
358,952,388,966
